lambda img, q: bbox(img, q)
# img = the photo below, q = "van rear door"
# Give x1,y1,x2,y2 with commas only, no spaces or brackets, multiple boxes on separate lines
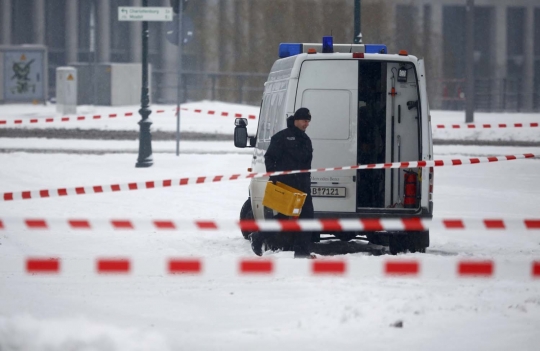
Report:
295,60,358,213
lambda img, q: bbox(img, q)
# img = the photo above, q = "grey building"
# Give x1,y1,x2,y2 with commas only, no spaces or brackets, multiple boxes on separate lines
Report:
387,0,540,112
1,0,539,111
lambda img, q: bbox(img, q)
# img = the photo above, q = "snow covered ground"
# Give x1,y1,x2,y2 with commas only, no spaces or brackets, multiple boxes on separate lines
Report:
1,101,540,350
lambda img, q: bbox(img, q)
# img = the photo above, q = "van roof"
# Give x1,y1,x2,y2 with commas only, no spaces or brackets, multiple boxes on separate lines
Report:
278,42,388,58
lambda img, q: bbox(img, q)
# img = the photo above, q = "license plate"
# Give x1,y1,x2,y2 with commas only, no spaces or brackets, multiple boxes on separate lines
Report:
311,186,346,197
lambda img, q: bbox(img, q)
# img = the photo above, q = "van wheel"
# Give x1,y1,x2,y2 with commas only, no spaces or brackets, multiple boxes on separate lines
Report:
239,198,254,240
389,235,408,255
389,231,429,255
366,232,390,246
408,230,429,253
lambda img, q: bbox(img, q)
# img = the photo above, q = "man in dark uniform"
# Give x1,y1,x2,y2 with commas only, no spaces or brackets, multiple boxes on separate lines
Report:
250,107,315,258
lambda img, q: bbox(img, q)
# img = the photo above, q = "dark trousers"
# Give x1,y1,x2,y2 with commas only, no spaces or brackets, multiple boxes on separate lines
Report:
293,194,314,254
262,194,314,255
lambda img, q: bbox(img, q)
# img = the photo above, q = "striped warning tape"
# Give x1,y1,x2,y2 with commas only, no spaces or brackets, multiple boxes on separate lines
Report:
1,217,539,231
179,107,257,120
434,122,539,129
0,109,167,125
14,257,540,279
0,106,257,126
1,153,536,202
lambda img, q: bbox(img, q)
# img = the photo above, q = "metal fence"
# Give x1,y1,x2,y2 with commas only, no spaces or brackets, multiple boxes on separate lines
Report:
152,70,267,106
46,64,540,112
153,73,540,112
435,78,540,112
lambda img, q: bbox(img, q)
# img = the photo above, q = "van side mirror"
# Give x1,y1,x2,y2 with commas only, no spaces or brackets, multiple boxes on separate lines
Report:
234,118,249,148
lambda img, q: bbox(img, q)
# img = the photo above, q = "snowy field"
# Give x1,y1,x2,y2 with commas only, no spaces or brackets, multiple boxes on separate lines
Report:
1,101,540,350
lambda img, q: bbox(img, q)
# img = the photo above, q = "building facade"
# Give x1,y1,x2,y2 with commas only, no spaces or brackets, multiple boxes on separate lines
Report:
1,0,539,111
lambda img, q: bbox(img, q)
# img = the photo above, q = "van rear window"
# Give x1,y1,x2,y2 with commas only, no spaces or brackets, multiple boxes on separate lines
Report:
302,89,351,140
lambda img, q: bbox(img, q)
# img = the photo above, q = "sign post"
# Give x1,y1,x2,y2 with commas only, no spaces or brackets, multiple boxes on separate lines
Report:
175,1,184,157
354,0,362,44
118,4,172,168
166,1,192,156
465,0,475,123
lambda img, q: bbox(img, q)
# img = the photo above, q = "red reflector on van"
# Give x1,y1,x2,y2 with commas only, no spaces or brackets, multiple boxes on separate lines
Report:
353,52,364,59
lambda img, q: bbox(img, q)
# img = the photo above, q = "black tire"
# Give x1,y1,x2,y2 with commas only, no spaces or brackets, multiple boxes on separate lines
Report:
239,198,254,240
407,230,429,253
366,232,390,246
389,231,429,255
389,235,408,255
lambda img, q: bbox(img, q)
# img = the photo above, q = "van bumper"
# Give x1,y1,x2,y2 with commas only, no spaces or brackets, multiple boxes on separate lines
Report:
314,206,433,219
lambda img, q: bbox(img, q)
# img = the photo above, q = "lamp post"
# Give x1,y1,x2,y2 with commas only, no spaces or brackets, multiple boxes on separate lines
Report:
135,0,153,168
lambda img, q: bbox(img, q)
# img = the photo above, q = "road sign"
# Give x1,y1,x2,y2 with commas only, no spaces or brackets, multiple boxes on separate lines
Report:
118,7,173,21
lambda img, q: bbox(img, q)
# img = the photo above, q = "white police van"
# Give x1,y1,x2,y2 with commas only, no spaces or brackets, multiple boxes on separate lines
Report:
234,37,434,254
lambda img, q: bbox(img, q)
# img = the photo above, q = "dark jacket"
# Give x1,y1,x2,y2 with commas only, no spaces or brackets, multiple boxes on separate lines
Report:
264,117,313,193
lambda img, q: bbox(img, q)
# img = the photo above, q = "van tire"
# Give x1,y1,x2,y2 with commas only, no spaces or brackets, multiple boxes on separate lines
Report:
389,235,408,255
409,230,429,253
389,231,429,255
239,198,254,240
366,232,390,246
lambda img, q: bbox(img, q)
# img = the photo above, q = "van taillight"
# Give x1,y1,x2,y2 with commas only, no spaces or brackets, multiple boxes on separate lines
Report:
429,167,434,201
352,52,364,59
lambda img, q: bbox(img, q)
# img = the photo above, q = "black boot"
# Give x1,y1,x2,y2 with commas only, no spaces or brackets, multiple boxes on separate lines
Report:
293,232,314,259
293,244,315,259
250,232,264,256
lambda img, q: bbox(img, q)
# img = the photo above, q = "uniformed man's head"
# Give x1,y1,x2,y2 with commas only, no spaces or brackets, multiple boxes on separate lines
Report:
293,107,311,131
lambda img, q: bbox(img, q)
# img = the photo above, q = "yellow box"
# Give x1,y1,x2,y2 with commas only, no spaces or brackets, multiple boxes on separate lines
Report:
262,181,307,217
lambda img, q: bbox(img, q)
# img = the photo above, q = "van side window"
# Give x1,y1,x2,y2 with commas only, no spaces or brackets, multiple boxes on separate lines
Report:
257,90,287,141
273,91,286,136
266,93,279,139
257,94,272,141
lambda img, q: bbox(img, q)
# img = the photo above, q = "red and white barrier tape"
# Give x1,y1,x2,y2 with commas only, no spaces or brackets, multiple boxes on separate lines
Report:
3,105,539,129
0,107,257,126
178,107,257,120
1,153,536,202
434,122,539,129
1,217,539,232
0,110,168,125
10,257,540,279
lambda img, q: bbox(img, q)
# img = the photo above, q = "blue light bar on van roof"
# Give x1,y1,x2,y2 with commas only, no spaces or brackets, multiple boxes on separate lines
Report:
322,36,333,53
278,42,388,58
365,44,387,54
278,43,303,58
